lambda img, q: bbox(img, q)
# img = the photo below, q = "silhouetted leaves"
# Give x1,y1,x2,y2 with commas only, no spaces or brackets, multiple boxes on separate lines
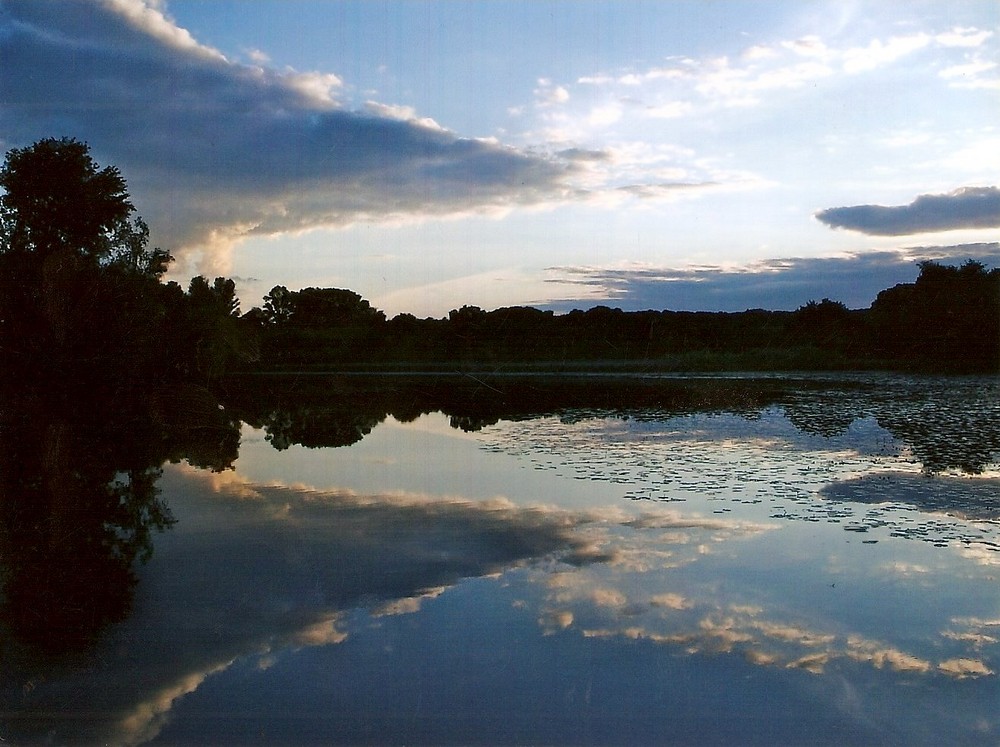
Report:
870,260,1000,371
0,139,252,654
0,138,256,384
0,137,132,262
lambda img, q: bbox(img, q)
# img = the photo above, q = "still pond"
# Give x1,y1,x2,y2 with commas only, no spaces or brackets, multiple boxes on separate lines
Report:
1,373,998,745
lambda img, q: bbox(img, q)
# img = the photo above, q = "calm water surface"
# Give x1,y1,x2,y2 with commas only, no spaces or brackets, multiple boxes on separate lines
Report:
2,374,998,745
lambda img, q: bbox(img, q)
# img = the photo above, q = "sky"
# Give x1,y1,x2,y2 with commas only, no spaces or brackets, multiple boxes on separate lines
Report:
1,0,998,317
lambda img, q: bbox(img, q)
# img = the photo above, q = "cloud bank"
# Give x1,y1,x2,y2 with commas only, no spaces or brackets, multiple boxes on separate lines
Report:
0,0,573,271
816,187,1000,235
542,244,1000,312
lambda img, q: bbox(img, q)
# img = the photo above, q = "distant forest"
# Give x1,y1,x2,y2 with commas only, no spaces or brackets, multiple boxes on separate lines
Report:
245,259,1000,373
2,138,998,382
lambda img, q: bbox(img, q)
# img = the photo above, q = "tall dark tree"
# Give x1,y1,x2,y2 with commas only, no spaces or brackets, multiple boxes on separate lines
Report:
262,285,295,325
792,298,858,351
0,137,133,262
869,260,1000,370
0,138,255,381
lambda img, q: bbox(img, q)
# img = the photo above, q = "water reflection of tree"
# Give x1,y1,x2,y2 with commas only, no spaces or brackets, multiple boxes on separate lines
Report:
226,374,1000,475
872,385,1000,474
0,383,241,654
781,378,1000,474
223,374,788,448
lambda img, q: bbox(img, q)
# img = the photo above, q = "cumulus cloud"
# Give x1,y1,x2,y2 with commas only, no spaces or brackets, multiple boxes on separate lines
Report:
0,0,574,271
816,187,1000,235
936,27,994,48
543,139,769,205
541,244,1000,312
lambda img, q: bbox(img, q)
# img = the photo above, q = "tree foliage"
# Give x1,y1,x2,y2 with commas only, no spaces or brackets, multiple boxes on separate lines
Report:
245,262,998,373
870,260,1000,371
0,138,254,383
0,137,134,262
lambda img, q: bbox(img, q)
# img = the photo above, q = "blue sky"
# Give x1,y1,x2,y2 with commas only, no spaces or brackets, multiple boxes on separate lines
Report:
2,0,998,316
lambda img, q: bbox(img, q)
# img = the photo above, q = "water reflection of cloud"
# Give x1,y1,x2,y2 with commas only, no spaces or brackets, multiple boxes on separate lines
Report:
373,587,448,617
516,520,997,685
821,473,1000,521
9,397,999,745
116,663,232,747
4,464,620,746
562,592,994,681
938,659,995,678
649,592,692,610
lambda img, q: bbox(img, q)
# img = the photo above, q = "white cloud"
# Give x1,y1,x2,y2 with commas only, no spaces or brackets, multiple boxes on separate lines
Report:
535,78,571,105
751,60,835,90
781,36,831,59
246,47,271,64
281,69,344,107
363,100,446,131
936,27,994,48
645,101,694,119
102,0,227,61
939,55,1000,90
520,23,994,145
879,130,934,148
939,60,998,79
841,33,931,74
743,44,779,61
942,136,1000,174
577,74,617,86
587,103,623,127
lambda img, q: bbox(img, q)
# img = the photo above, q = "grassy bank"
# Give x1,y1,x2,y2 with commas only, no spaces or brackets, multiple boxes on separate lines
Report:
235,346,897,375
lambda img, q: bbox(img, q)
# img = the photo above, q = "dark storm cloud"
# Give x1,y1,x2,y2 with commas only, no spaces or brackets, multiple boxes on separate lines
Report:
815,187,1000,236
543,244,1000,312
0,0,573,261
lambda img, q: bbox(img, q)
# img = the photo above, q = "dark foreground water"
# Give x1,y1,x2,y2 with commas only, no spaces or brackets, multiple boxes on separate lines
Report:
1,373,998,745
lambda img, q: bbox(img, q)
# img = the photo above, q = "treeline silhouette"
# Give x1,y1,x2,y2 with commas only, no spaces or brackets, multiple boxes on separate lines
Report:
2,137,998,384
0,137,257,388
246,260,999,373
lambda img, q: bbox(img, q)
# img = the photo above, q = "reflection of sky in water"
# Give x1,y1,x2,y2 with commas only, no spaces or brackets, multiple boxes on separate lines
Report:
5,383,999,745
155,455,998,746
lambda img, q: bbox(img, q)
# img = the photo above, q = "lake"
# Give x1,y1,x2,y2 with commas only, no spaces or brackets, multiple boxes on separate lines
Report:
1,373,998,745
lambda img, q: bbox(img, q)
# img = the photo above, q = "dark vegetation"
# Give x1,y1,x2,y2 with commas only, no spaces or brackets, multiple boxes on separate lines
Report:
0,137,256,388
247,259,999,373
